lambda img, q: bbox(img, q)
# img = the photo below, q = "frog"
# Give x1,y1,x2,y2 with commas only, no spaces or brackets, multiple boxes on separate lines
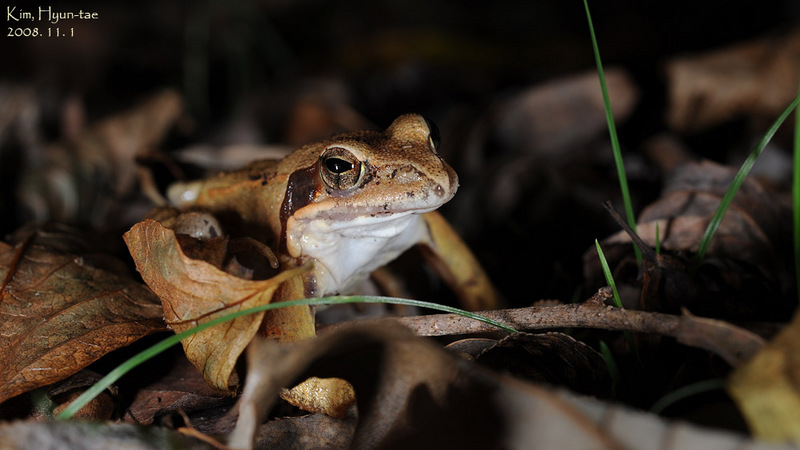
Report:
166,113,497,342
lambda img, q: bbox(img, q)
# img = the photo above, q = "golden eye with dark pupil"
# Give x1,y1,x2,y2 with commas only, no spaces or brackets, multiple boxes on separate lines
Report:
319,147,363,190
325,158,353,173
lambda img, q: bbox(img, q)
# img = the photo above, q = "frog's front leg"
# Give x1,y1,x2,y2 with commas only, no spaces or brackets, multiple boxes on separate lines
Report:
260,272,316,342
418,211,499,311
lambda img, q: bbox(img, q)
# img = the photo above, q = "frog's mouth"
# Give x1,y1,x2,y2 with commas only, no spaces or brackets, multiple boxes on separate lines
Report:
330,206,440,230
315,203,443,223
286,204,438,254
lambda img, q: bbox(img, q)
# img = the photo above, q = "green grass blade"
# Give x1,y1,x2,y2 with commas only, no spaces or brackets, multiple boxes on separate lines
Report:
650,378,726,414
57,295,516,419
595,239,622,308
583,0,641,265
693,93,800,265
595,239,641,364
599,340,620,395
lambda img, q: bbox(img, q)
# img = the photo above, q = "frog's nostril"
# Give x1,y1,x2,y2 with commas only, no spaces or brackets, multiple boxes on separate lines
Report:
448,169,459,195
433,172,458,199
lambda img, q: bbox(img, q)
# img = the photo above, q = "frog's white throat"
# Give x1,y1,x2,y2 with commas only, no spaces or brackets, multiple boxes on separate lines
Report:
284,210,432,295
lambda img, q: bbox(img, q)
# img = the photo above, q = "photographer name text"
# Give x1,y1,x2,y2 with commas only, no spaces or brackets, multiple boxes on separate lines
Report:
6,6,99,38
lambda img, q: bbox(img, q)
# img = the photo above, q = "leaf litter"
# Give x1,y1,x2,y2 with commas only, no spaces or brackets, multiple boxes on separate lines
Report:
123,216,310,392
0,223,165,406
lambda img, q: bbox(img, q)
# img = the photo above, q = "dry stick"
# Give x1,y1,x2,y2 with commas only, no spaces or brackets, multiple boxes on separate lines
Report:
336,288,766,368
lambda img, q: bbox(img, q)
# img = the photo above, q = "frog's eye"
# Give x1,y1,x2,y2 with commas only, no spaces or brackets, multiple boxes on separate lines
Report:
319,147,363,190
423,116,441,153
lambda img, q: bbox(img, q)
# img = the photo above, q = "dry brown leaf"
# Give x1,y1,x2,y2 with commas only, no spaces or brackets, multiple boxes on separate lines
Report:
229,323,619,450
230,323,787,450
470,68,639,222
18,89,182,227
728,309,800,443
587,160,791,319
556,389,794,450
46,370,118,421
496,68,639,162
0,421,213,450
123,354,231,425
0,223,165,404
280,376,355,420
123,218,309,392
641,160,783,258
666,28,800,131
475,332,612,398
251,410,357,449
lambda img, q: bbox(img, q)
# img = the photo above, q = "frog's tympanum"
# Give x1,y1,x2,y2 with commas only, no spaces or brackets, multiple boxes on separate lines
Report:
167,114,497,342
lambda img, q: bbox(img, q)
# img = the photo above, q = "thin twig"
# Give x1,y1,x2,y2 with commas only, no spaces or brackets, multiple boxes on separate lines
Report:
324,288,766,368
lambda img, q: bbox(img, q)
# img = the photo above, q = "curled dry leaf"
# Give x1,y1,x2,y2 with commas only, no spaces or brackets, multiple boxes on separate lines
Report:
123,218,309,392
251,409,357,450
463,68,639,224
0,223,165,405
640,160,783,262
666,28,800,132
279,376,355,420
474,332,612,398
587,160,791,319
123,352,231,425
230,323,619,450
0,421,213,450
555,388,794,450
495,67,639,162
728,309,800,443
17,89,182,227
230,323,779,450
48,370,117,421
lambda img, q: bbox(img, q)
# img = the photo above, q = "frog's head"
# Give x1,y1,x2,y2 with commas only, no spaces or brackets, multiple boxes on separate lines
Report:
277,114,458,291
278,114,458,233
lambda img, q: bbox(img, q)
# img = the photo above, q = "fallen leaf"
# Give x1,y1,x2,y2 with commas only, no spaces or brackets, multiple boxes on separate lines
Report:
443,338,497,360
0,421,213,450
230,323,787,450
279,376,355,420
229,323,618,449
123,218,309,392
123,352,231,426
467,68,639,222
252,410,357,449
666,28,800,131
17,89,182,227
556,388,793,450
728,309,800,443
0,223,165,405
48,370,118,421
0,370,118,421
642,160,784,256
496,68,638,162
475,332,612,398
586,160,792,319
